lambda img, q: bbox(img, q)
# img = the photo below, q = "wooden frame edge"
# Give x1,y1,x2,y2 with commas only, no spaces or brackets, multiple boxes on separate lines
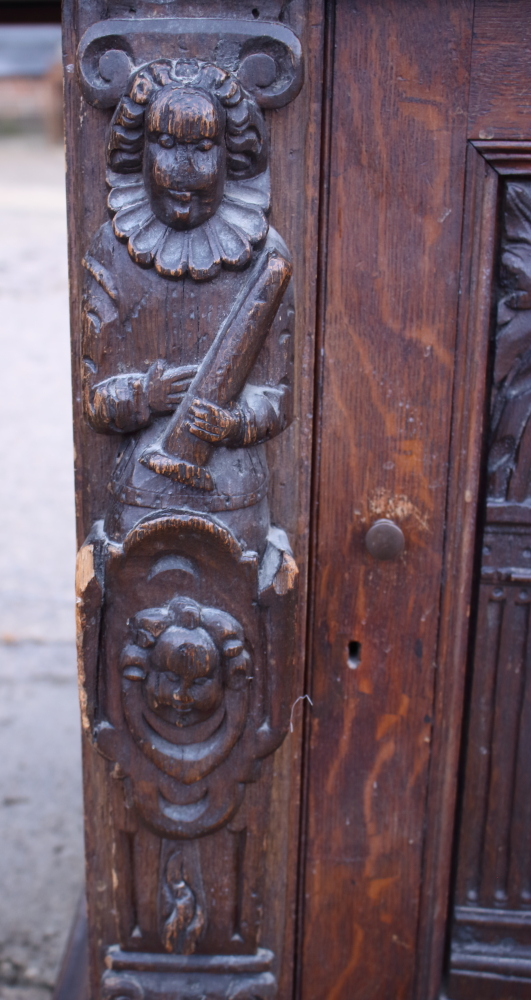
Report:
413,141,500,1000
417,140,531,1000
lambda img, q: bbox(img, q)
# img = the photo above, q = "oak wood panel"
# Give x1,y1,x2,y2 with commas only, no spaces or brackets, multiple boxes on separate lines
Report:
299,2,474,997
446,160,531,999
469,0,531,140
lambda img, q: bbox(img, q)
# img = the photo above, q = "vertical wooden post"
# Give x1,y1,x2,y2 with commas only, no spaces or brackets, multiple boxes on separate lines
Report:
62,4,323,997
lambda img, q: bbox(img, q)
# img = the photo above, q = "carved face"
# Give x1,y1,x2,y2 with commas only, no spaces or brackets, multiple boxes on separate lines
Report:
144,624,223,726
144,86,226,230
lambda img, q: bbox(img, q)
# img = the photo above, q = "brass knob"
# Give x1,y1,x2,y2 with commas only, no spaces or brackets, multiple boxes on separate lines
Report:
365,519,405,561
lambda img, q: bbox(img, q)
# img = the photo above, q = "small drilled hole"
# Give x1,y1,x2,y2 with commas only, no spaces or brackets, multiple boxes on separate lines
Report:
347,641,361,669
252,7,260,17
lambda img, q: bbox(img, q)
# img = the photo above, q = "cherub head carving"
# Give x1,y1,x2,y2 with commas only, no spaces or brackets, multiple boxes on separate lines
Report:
106,60,271,279
120,596,252,729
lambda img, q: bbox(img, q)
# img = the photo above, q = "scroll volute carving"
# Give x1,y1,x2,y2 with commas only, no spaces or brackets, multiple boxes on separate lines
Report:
74,17,302,1000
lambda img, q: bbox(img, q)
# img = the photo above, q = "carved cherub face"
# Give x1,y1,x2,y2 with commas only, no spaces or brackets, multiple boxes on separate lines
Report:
145,624,223,726
121,597,251,731
144,86,226,231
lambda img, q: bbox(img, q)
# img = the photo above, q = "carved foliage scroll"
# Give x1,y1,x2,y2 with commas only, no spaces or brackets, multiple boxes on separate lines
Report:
489,181,531,506
74,16,302,1000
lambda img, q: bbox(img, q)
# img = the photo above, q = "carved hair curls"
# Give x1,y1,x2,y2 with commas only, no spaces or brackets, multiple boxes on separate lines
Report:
124,596,252,692
107,58,268,181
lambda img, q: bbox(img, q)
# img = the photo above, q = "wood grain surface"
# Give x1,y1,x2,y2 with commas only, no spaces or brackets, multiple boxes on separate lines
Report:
299,2,474,997
469,0,531,140
413,146,499,1000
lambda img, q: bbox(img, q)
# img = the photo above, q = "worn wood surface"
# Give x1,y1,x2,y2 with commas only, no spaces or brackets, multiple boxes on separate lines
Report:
445,155,531,1000
63,2,324,997
299,2,474,997
413,145,499,1000
469,0,531,140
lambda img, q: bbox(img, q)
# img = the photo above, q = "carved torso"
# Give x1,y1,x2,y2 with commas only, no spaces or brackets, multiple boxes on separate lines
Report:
82,221,294,533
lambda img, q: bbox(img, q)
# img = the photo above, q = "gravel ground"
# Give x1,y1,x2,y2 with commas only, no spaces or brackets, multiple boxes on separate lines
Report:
0,136,84,999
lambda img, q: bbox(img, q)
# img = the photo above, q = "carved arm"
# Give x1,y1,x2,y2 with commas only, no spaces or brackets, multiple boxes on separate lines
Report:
187,382,290,447
87,361,197,435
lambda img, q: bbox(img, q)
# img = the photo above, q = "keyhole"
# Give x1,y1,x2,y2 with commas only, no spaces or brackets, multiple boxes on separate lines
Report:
252,7,260,17
347,641,361,669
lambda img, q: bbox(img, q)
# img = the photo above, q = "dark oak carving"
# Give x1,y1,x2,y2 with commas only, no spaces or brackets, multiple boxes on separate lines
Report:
100,948,276,1000
73,17,302,999
159,850,206,955
79,514,296,840
489,181,531,508
77,18,303,111
447,172,531,999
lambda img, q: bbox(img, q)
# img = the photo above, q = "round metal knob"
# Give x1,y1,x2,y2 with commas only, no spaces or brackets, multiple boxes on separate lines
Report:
365,519,405,561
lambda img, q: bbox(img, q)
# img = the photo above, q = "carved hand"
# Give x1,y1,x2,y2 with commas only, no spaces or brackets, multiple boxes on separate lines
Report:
148,360,198,415
186,398,242,445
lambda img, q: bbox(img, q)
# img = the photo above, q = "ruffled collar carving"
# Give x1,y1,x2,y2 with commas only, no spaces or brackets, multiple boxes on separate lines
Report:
107,168,270,282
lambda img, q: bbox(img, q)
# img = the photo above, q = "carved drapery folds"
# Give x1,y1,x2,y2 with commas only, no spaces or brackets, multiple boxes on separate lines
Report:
75,17,302,1000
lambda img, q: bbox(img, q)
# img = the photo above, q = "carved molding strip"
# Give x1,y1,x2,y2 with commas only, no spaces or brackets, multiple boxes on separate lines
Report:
101,968,276,1000
105,946,274,972
473,141,531,175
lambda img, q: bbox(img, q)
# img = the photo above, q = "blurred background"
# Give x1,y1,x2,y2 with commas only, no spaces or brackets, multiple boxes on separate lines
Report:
0,18,84,1000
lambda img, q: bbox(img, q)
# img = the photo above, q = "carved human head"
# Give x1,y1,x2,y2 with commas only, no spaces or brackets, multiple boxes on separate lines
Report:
107,59,268,231
120,596,251,728
144,87,226,229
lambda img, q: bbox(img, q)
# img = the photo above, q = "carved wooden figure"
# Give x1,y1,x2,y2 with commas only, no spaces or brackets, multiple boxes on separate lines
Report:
71,16,303,1000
